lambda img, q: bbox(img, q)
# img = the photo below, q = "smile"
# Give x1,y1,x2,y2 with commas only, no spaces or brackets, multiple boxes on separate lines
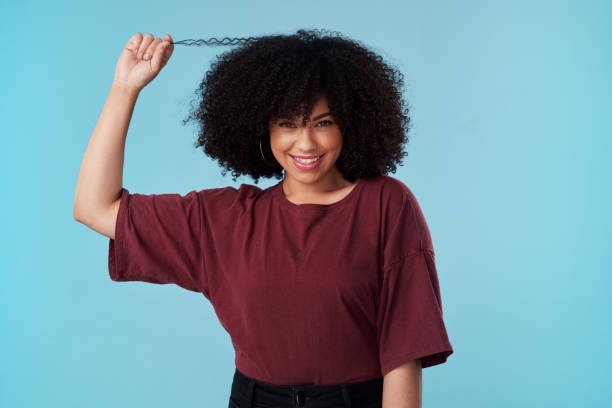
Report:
290,154,324,170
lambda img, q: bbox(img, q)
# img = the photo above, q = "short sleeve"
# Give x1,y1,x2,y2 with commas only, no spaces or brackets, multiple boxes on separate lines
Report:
108,187,210,298
377,186,453,375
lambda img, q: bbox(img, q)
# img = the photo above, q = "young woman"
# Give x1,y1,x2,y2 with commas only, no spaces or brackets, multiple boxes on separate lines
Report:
74,28,453,408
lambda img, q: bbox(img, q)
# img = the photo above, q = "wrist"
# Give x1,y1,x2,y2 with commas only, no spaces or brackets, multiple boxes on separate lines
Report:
111,80,141,96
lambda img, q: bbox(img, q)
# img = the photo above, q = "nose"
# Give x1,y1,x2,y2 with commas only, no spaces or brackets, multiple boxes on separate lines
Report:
294,126,317,150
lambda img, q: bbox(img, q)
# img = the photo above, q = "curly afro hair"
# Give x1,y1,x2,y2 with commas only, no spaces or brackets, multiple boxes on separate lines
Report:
179,28,412,184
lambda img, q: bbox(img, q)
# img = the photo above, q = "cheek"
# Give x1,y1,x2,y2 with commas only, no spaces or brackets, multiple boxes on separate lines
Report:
269,135,292,157
324,132,343,152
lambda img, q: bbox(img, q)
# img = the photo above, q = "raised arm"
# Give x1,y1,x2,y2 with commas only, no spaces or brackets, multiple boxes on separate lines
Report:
73,32,174,239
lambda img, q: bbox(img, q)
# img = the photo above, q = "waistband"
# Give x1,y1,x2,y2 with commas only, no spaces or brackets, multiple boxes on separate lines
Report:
231,367,383,407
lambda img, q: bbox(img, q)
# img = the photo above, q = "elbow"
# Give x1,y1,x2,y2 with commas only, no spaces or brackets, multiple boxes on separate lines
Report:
73,203,88,223
73,203,93,224
73,207,83,223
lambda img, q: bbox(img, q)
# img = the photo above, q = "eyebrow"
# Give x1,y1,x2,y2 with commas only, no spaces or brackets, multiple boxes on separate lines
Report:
310,112,331,121
276,111,333,125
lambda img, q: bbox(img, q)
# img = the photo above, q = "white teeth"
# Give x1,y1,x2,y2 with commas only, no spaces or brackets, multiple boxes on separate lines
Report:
294,156,321,164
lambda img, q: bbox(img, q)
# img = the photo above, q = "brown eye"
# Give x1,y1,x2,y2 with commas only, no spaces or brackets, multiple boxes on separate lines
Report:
279,121,296,128
316,120,333,127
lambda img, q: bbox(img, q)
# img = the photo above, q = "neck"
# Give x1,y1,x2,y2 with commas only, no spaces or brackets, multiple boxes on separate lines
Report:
282,169,352,198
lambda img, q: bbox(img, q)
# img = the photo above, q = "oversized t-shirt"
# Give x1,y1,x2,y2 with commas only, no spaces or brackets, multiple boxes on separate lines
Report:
108,174,454,386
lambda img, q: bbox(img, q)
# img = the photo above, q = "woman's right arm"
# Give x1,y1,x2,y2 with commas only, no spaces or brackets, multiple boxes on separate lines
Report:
73,83,138,240
73,32,174,239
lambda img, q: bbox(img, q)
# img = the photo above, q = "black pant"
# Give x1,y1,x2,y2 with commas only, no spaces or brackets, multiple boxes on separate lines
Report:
229,367,383,408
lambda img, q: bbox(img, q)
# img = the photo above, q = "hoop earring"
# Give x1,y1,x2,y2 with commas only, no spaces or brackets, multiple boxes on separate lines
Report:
259,137,277,166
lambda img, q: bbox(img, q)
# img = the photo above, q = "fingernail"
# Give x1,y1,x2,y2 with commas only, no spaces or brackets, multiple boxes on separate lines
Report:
144,53,150,59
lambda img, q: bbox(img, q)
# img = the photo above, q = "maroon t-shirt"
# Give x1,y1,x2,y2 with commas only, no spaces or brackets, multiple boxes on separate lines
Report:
108,174,453,385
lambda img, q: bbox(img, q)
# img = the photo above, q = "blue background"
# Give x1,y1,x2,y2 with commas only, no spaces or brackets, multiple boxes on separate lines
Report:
2,0,610,406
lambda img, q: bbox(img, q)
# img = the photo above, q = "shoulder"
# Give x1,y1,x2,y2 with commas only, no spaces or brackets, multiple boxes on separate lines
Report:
196,183,266,213
369,174,420,218
198,183,263,198
375,175,433,263
196,183,264,200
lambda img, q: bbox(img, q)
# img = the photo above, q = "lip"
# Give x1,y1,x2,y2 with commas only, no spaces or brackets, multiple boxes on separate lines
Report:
290,154,323,159
290,154,324,171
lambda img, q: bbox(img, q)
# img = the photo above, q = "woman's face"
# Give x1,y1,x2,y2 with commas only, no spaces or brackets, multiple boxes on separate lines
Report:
268,94,344,186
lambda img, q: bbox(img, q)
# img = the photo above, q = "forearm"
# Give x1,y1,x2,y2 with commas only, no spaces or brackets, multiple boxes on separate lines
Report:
382,359,422,408
73,82,139,221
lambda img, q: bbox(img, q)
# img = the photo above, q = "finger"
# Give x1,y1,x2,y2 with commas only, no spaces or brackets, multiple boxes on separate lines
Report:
137,33,154,59
125,32,143,53
151,39,171,71
143,37,161,61
160,34,174,60
164,33,174,54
